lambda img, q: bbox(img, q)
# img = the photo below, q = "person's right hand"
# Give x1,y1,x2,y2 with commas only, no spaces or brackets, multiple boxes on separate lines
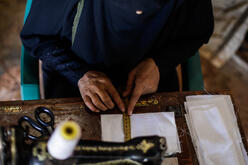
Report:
78,71,125,113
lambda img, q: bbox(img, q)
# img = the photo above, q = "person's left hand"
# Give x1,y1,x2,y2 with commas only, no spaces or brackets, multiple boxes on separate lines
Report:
122,58,160,115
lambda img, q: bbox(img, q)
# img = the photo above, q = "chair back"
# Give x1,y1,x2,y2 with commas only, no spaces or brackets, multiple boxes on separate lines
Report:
21,0,40,100
182,52,204,91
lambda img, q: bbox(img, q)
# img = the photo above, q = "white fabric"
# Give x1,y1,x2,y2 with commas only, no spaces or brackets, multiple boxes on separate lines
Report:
101,112,181,155
101,114,124,142
185,95,248,165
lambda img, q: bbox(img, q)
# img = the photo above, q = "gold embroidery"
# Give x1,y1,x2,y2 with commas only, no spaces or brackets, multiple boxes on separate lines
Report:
136,140,155,154
33,142,52,161
79,104,85,110
78,146,98,152
153,100,159,105
75,141,154,154
0,106,22,113
135,99,159,107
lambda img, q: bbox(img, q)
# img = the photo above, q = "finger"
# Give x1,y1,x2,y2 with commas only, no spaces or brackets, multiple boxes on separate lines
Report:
82,95,100,112
128,85,143,115
96,89,115,109
123,70,136,97
89,93,108,111
107,85,126,112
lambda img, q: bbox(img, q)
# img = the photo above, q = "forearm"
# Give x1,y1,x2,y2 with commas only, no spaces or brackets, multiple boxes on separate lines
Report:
42,47,91,87
23,39,90,87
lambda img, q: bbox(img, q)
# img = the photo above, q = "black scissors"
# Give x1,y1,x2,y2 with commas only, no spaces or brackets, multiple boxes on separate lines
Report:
18,107,55,141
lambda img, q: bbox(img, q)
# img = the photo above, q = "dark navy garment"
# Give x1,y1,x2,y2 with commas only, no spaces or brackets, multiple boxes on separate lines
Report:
21,0,214,98
73,0,175,70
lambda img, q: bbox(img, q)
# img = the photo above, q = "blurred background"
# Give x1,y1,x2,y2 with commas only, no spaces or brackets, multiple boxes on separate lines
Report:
0,0,247,136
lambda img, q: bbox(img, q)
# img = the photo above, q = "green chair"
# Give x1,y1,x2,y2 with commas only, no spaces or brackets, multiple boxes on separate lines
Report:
20,0,204,100
182,52,204,91
21,0,40,100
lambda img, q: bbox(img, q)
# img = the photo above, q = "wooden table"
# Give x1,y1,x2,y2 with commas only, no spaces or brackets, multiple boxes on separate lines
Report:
0,91,247,164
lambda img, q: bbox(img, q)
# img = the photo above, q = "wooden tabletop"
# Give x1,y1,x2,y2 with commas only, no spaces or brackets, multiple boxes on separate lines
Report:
0,91,247,165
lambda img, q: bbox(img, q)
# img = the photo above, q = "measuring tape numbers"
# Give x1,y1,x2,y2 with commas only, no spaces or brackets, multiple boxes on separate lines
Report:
123,112,131,142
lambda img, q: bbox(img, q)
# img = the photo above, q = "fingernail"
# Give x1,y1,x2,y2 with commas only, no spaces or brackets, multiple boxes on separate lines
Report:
121,107,125,112
128,108,132,115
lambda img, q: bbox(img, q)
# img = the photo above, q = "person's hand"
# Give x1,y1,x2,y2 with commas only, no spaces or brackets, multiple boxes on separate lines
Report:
78,71,125,112
123,58,160,115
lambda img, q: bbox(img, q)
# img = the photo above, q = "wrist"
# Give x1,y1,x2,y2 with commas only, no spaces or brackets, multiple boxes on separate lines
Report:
78,71,91,87
78,70,105,87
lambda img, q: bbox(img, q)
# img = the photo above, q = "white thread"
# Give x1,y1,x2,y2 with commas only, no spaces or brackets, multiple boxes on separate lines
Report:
47,121,81,160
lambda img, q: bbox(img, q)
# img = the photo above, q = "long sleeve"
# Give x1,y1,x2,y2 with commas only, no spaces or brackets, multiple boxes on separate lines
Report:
20,0,90,87
151,0,214,73
30,40,90,87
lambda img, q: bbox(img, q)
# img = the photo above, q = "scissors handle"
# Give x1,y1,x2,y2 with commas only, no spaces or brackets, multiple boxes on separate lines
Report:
35,107,55,133
18,116,46,141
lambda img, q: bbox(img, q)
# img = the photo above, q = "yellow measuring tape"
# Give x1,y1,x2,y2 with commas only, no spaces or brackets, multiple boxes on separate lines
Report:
123,112,131,142
123,98,131,142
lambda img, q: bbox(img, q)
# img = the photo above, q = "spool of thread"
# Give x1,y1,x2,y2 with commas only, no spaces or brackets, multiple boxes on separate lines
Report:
47,121,81,160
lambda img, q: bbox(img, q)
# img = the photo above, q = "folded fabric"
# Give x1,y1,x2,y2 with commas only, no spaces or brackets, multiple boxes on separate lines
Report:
101,112,181,155
185,95,248,165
